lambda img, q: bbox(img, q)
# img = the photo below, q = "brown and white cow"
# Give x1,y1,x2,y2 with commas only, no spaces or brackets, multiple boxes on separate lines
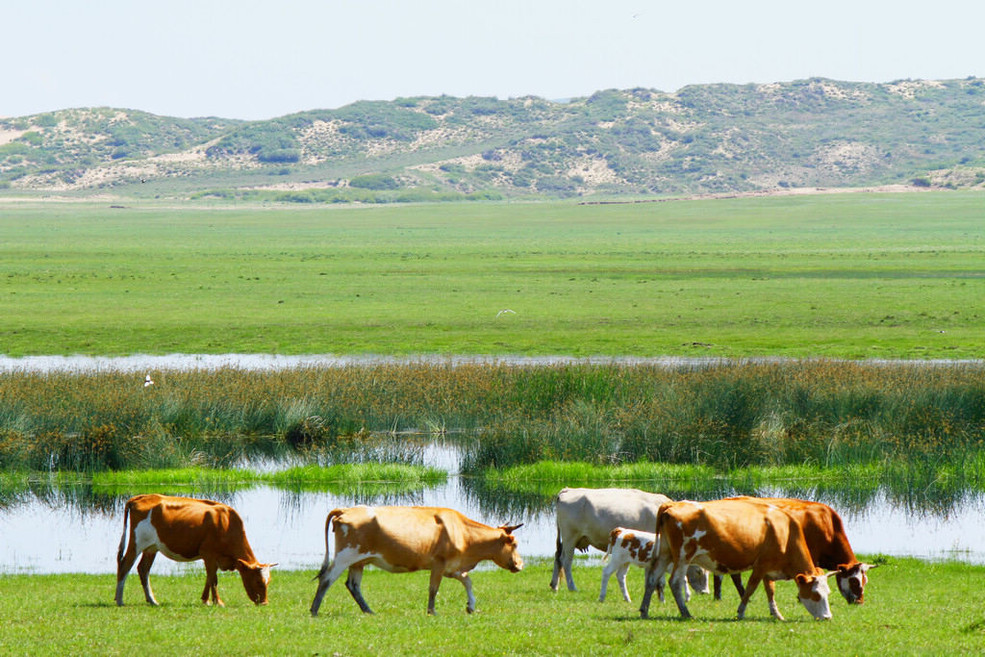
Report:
639,498,833,621
309,505,523,616
115,494,275,607
551,487,708,598
600,527,711,603
719,497,875,604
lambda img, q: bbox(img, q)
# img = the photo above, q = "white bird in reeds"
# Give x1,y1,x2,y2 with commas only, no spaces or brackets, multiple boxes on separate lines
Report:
496,309,516,318
144,374,154,387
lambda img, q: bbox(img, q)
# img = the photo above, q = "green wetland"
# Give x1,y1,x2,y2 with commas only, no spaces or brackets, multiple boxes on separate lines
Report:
1,193,984,653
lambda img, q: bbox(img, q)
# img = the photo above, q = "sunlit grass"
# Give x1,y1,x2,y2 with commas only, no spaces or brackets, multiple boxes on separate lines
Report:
2,559,984,655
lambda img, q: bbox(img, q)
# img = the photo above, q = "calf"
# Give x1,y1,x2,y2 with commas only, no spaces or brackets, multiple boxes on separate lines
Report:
600,527,709,603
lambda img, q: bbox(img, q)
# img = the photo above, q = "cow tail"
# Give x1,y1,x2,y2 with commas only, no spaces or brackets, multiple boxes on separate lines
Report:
315,509,344,581
653,502,673,563
553,523,563,567
117,499,132,563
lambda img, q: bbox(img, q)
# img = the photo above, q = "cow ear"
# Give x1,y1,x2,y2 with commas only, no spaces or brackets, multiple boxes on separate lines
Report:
860,562,877,571
501,523,523,534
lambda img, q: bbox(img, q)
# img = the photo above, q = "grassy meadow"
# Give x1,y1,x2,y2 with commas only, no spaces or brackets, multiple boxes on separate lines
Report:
1,559,983,656
1,192,983,358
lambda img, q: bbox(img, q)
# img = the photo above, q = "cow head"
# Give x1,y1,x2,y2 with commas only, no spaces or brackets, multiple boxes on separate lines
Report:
794,571,832,620
836,562,876,604
237,560,277,605
494,524,524,573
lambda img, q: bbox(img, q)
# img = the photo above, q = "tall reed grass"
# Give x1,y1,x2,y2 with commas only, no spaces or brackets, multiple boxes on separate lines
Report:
0,361,981,474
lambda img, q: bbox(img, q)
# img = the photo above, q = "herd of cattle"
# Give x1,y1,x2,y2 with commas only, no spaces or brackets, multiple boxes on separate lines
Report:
115,488,875,620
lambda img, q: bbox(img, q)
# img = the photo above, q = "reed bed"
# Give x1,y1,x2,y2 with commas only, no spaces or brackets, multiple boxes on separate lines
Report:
0,361,982,475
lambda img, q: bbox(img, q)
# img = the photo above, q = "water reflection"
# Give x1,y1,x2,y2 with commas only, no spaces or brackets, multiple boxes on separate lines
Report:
2,475,985,575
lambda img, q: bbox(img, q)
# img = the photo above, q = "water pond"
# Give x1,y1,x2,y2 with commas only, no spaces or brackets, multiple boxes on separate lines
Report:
3,472,984,575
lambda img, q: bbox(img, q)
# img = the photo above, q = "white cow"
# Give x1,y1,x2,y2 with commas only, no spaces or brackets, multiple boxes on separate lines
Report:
550,487,708,596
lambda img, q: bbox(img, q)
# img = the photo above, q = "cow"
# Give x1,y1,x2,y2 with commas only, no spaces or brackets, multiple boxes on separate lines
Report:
550,487,708,598
639,498,833,621
713,497,875,604
600,527,711,603
115,494,275,607
309,505,523,616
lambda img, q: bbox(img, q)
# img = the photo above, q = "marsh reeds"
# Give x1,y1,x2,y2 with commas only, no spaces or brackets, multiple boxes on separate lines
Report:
0,361,981,479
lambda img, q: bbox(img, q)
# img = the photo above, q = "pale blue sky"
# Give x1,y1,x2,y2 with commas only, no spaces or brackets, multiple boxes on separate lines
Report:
4,0,983,120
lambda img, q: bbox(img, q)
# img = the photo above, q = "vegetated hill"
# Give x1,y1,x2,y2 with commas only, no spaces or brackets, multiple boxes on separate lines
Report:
2,77,985,202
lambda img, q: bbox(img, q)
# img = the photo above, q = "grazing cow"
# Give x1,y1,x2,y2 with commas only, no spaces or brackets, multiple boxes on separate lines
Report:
600,527,709,603
639,499,833,621
309,506,523,616
550,487,708,598
115,494,275,607
715,497,875,604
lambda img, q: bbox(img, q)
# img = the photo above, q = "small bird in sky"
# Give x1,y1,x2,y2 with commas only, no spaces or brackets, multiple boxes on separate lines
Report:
144,374,154,387
496,309,516,318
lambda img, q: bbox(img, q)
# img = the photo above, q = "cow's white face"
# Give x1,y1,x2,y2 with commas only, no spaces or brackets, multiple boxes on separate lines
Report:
237,560,276,605
795,573,832,620
836,562,874,604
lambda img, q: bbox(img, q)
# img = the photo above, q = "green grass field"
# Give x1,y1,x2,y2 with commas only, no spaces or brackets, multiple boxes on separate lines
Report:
1,192,982,358
1,559,982,656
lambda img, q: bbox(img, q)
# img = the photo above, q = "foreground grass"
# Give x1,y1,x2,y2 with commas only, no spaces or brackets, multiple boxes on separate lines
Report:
1,559,982,655
1,193,983,358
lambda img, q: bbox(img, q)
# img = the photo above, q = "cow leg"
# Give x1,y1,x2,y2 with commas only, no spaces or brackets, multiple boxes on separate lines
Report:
344,566,373,614
762,579,784,621
136,551,159,606
310,552,356,616
427,566,444,615
115,543,140,606
736,571,763,620
714,573,745,600
550,529,563,591
202,560,224,607
598,558,617,602
552,535,578,592
616,563,632,603
639,556,667,619
448,572,476,613
668,563,692,619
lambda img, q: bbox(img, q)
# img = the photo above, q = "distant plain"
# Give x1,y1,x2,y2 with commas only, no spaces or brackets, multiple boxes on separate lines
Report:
1,191,982,359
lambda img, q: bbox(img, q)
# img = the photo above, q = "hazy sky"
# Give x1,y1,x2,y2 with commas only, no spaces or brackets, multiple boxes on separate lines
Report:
4,0,983,120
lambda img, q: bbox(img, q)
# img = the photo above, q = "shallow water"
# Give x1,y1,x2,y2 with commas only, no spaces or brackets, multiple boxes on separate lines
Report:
2,478,984,575
3,353,980,375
